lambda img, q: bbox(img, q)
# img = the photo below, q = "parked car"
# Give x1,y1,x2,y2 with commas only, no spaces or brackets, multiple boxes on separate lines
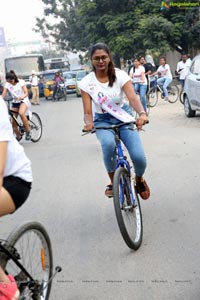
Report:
183,54,200,117
63,71,77,94
75,70,90,97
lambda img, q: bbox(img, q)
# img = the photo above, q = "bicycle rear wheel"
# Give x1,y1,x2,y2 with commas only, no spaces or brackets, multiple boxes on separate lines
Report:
29,112,43,142
179,86,184,104
4,221,53,300
168,84,179,103
113,167,143,250
147,87,158,107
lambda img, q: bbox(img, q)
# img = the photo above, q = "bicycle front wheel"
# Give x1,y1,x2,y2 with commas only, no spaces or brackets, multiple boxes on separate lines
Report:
29,112,43,142
63,89,67,101
4,221,53,300
147,87,158,107
168,84,179,103
113,167,143,250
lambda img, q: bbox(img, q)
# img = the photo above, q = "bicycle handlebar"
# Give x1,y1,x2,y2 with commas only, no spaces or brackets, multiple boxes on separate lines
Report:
82,120,149,135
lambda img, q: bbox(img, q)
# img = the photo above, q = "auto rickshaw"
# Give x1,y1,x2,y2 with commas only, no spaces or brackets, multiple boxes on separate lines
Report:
42,69,60,99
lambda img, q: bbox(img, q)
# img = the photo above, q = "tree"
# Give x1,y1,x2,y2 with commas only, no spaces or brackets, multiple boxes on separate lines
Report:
35,0,200,61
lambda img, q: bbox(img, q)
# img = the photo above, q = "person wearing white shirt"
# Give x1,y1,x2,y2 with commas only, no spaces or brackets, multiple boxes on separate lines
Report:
0,96,32,300
152,56,172,101
129,58,148,111
29,70,40,105
1,70,32,141
176,54,191,87
80,43,150,200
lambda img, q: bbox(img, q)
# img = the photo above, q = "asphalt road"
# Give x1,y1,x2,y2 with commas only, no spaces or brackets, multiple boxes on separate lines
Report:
1,94,200,300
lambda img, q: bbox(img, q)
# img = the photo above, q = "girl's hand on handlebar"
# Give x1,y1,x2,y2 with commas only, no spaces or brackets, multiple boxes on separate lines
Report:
136,114,149,130
83,123,94,132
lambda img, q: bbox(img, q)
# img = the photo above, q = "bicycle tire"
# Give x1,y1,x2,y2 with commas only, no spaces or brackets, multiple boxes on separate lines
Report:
3,221,53,300
179,87,184,104
29,112,43,142
168,84,179,103
147,87,158,107
63,89,67,101
113,167,143,250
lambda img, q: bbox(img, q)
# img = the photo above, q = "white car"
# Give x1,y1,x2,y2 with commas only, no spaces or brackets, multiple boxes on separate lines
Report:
63,71,77,94
183,54,200,117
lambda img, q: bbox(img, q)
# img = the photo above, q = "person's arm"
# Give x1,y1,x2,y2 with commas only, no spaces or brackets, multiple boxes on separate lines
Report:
19,84,29,100
129,67,134,78
141,70,145,83
0,141,7,191
122,80,148,130
1,87,8,99
81,90,94,131
151,68,158,76
161,64,170,77
60,76,65,83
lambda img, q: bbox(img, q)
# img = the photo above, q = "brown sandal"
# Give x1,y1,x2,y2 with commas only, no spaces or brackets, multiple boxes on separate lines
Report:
135,177,150,200
105,184,113,198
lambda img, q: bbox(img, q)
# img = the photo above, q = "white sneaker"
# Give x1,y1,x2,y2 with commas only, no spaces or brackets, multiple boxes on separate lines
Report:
164,96,169,101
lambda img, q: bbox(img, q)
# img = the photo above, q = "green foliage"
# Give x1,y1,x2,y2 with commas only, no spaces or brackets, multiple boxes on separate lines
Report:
35,0,200,60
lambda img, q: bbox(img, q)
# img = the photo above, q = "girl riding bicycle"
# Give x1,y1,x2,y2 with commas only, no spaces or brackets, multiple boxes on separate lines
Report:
79,43,150,200
152,57,172,101
0,96,32,300
1,70,32,141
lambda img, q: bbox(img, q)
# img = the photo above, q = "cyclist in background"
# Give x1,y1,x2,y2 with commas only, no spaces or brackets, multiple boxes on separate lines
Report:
1,70,32,141
52,71,65,101
0,95,32,300
152,56,172,101
129,58,148,112
79,43,150,200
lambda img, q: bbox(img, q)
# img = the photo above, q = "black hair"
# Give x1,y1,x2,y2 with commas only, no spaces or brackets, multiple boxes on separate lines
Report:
90,42,116,87
5,70,19,83
160,56,166,62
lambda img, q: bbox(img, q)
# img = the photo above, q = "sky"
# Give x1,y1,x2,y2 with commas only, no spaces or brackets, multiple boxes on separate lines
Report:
0,0,45,42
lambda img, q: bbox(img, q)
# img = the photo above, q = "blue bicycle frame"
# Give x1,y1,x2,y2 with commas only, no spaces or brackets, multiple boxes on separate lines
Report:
114,126,136,209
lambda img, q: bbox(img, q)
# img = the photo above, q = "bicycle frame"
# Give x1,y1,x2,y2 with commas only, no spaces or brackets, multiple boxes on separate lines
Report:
114,127,136,208
0,240,35,281
151,77,164,94
0,239,60,297
84,123,137,208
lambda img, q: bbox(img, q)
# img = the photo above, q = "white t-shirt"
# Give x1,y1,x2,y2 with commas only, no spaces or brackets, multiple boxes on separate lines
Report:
157,64,172,79
176,60,191,80
79,68,131,114
130,65,147,84
0,98,32,182
4,79,31,107
29,75,39,86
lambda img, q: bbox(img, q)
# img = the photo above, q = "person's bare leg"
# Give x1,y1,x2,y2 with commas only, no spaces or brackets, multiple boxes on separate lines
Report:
11,109,21,140
19,103,30,132
0,187,16,283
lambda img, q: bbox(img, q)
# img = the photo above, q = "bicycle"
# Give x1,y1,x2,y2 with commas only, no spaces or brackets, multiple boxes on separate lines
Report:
83,121,145,250
5,99,43,143
147,75,179,107
53,83,67,101
0,221,62,300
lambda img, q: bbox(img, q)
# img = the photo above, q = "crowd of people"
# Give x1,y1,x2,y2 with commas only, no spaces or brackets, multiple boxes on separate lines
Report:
125,52,191,107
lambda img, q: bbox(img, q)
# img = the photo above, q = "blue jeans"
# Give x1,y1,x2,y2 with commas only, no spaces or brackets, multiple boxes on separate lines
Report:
157,77,172,97
94,105,147,177
134,83,147,111
179,79,185,88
